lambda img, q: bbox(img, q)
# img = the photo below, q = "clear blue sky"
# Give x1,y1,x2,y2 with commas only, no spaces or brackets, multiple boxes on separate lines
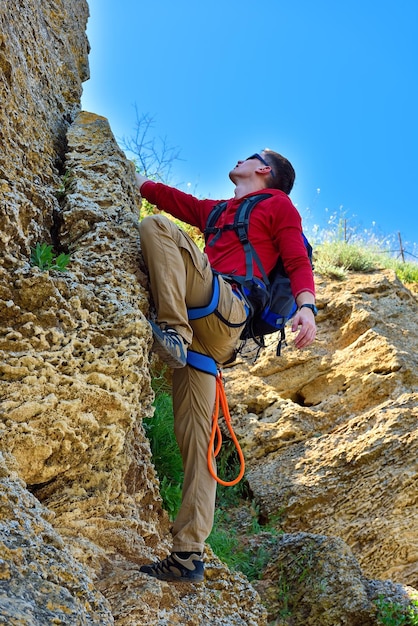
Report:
82,0,418,259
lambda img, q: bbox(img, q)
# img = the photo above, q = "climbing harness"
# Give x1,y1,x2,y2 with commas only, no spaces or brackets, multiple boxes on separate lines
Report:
188,273,249,328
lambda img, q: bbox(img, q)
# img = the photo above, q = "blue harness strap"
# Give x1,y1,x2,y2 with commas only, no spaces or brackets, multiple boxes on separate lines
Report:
186,274,249,373
186,350,218,376
188,273,250,322
187,275,220,320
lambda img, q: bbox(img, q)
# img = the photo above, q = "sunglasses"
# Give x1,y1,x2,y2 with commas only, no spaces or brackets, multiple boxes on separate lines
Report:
246,153,274,176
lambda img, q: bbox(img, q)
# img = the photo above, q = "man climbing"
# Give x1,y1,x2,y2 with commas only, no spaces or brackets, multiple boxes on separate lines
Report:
136,149,316,583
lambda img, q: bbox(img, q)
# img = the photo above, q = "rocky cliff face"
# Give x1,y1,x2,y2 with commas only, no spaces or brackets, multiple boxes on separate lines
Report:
0,2,417,625
0,0,90,264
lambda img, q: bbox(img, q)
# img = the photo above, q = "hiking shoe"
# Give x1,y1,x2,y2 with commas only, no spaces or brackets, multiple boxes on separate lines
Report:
140,552,204,583
149,321,188,368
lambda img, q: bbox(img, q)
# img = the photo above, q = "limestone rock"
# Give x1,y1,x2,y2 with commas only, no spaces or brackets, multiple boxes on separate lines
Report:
0,0,90,266
0,452,114,625
0,109,165,570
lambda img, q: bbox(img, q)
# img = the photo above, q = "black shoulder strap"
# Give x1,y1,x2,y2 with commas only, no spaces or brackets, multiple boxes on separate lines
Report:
204,201,228,245
233,193,272,283
204,193,273,282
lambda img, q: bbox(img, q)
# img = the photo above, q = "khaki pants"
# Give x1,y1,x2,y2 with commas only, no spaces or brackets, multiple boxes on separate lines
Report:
139,215,247,552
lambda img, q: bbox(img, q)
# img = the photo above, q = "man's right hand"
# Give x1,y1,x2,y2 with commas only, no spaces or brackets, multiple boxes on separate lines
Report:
135,173,149,191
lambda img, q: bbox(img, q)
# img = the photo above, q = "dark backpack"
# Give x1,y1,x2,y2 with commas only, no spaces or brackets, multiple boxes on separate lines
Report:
204,193,313,356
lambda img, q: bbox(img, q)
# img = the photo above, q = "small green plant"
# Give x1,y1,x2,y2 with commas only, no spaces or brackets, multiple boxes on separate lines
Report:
374,596,418,626
56,169,74,199
30,243,71,272
158,476,183,521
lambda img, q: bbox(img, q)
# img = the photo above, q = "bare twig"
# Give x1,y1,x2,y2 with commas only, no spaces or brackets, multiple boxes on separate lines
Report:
120,105,182,182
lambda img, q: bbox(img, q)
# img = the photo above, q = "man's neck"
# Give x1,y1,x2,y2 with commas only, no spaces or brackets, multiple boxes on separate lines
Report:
233,181,267,199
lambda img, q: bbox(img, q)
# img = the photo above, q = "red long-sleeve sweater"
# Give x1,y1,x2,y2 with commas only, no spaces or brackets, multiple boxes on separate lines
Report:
140,181,315,299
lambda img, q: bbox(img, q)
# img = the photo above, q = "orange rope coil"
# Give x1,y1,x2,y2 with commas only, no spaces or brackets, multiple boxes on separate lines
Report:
207,371,245,486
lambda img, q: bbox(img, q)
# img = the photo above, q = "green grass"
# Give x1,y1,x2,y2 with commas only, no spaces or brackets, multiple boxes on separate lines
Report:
380,256,418,284
314,240,379,277
208,504,282,581
374,596,418,626
313,240,418,283
143,373,183,521
309,215,418,283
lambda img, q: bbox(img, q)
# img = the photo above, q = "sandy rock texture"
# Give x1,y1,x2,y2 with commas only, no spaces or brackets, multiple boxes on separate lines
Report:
0,452,114,625
0,0,90,264
224,270,418,590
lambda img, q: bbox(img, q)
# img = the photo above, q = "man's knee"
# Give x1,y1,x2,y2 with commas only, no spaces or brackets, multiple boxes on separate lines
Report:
139,213,170,237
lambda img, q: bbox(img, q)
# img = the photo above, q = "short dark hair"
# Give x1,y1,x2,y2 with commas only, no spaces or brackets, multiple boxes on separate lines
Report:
263,149,296,194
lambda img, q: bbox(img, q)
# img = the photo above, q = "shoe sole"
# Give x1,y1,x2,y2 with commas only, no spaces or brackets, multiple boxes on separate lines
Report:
140,566,204,583
152,572,204,583
151,329,186,369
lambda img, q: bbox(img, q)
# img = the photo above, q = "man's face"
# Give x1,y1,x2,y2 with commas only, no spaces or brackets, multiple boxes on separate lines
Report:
229,152,271,184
